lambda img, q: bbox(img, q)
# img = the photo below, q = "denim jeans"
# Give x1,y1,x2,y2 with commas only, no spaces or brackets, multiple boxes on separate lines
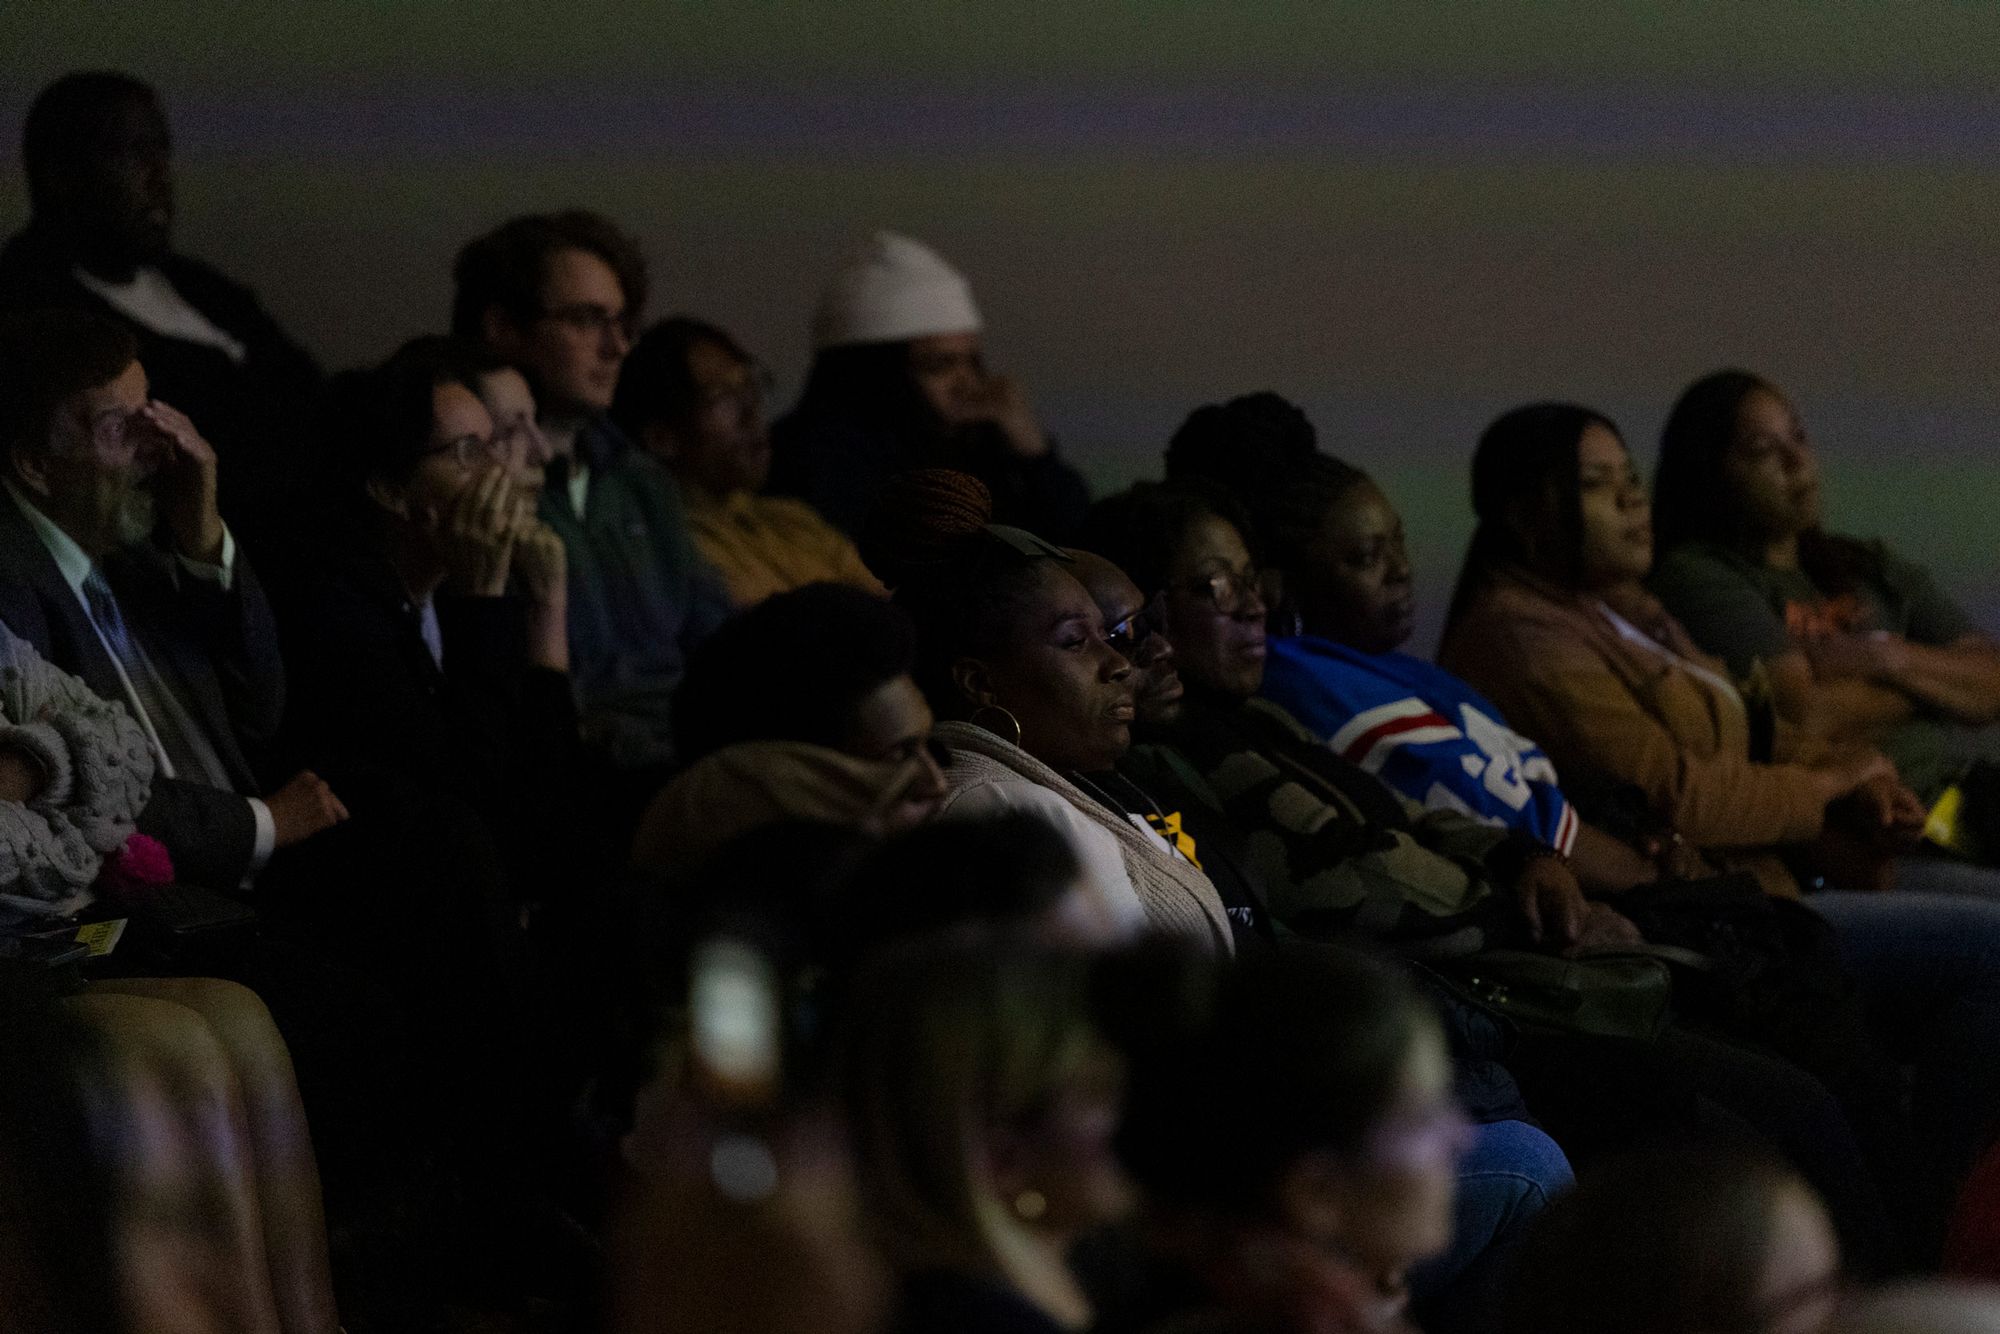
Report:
1812,888,2000,1255
1409,1118,1573,1334
1894,854,2000,900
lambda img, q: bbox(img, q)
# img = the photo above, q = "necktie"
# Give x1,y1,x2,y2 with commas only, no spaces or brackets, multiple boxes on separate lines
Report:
80,567,212,783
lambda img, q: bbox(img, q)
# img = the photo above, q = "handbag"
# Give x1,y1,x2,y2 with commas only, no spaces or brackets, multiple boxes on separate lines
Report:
1444,948,1674,1042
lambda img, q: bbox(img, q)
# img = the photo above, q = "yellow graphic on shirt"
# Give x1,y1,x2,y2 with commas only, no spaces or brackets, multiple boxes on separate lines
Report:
1145,810,1203,869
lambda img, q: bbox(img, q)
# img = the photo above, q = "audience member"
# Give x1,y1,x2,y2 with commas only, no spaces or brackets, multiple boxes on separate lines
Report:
1650,369,2000,812
271,335,576,900
613,316,882,607
0,73,322,542
1504,1141,1841,1334
843,940,1133,1333
454,210,730,773
1114,946,1467,1334
0,620,337,1332
1065,547,1281,953
632,583,950,876
16,64,2000,1334
670,582,936,766
863,468,1233,951
1440,401,2000,1243
1080,481,1623,956
1166,393,1666,894
262,336,590,1291
1082,478,1919,1271
0,309,345,890
608,815,1098,1334
770,231,1090,541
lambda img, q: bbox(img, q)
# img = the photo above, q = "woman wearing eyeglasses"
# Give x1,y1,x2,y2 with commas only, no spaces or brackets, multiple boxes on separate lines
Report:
263,335,586,1105
861,469,1233,954
1079,481,1620,958
273,335,574,826
1161,395,1665,895
1080,481,1916,1271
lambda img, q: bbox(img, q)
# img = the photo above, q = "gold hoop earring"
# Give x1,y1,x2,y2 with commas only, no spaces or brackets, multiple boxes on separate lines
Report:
968,704,1023,749
1012,1189,1047,1222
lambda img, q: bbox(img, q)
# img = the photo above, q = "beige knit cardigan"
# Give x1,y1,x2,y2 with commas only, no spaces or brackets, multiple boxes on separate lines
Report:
932,720,1235,954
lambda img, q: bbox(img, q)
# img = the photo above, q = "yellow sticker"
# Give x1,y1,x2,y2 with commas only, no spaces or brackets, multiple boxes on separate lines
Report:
1926,785,1976,857
75,918,127,958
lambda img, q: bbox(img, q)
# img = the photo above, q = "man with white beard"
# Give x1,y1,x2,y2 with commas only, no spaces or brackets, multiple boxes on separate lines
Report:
0,308,345,888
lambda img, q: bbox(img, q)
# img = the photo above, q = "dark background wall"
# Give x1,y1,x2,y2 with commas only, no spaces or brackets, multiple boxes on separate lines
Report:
5,2,1997,648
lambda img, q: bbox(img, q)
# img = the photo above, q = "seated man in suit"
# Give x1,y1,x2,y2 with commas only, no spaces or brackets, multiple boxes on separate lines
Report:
0,308,346,889
0,72,323,545
452,211,730,785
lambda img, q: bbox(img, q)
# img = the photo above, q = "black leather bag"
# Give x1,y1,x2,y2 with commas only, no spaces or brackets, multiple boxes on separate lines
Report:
1445,948,1675,1043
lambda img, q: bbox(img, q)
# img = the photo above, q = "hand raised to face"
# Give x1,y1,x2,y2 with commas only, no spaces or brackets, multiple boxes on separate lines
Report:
431,466,521,597
136,399,224,562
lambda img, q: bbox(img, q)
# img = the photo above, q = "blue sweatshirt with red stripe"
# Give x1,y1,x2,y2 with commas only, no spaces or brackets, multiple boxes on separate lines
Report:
1260,635,1578,855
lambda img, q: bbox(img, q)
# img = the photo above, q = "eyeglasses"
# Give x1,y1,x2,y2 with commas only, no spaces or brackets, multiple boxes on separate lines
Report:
490,412,548,462
425,432,505,470
539,302,632,341
1176,566,1264,616
1105,608,1158,661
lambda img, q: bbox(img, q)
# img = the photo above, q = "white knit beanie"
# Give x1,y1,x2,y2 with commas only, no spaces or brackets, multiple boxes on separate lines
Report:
810,230,983,349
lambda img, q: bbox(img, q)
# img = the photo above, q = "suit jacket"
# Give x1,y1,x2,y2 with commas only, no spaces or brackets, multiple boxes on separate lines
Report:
0,486,284,887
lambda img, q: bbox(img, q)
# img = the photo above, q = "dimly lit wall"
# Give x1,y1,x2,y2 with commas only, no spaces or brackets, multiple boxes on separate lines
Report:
5,2,1997,646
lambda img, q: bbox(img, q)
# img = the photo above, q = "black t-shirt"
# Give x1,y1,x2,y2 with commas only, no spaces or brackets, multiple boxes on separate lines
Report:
1083,765,1276,953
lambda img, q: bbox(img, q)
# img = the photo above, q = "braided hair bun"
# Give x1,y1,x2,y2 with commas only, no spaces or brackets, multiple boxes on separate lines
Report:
858,468,1070,713
1164,391,1319,502
858,467,997,592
